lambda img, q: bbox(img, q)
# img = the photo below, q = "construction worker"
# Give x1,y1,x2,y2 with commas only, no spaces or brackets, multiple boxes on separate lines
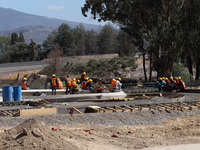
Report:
178,77,186,91
66,75,72,94
21,77,29,90
50,74,58,95
109,79,117,92
85,79,94,91
82,77,88,89
81,72,86,83
169,77,176,91
94,79,103,93
71,81,78,94
158,77,166,92
57,78,63,89
116,77,122,91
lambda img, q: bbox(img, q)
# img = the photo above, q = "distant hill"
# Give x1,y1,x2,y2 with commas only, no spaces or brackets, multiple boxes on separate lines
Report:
0,7,100,44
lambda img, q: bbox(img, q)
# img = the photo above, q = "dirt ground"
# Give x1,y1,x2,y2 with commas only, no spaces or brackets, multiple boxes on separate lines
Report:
0,115,200,150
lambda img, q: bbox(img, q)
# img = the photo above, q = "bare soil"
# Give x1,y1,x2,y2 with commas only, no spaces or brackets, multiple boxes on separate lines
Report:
0,115,200,150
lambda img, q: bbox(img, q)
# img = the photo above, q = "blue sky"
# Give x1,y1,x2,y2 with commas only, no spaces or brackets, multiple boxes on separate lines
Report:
0,0,107,25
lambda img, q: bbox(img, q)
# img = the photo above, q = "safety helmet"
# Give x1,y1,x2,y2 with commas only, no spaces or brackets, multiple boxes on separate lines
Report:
73,82,76,86
99,79,102,81
165,77,168,80
73,78,76,81
159,77,162,81
117,77,121,81
162,77,165,80
89,79,92,82
85,77,89,80
112,79,116,81
57,78,60,81
52,74,56,77
170,77,173,80
83,72,86,75
179,77,181,80
23,78,27,81
77,79,80,83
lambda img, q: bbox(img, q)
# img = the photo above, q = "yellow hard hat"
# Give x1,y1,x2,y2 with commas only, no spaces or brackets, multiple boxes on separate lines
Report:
85,77,89,80
83,72,86,75
89,79,92,82
73,78,76,81
165,77,168,80
159,77,162,81
162,77,165,80
179,77,181,80
57,78,60,80
170,77,173,80
77,79,80,83
23,78,27,80
52,74,56,77
118,77,121,81
112,79,116,81
73,82,76,86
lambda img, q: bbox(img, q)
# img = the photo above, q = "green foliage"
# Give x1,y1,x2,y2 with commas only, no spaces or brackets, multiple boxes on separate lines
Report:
63,57,137,76
172,63,192,81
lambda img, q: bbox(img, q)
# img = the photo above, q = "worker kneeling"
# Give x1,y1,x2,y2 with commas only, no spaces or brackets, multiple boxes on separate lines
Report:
21,78,29,90
72,81,78,94
85,79,94,92
94,79,104,93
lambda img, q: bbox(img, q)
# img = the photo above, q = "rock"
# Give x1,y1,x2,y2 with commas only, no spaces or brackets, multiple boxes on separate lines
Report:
32,128,44,141
22,127,28,135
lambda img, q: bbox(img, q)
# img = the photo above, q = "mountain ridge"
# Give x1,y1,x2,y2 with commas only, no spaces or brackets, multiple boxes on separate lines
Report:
0,7,100,44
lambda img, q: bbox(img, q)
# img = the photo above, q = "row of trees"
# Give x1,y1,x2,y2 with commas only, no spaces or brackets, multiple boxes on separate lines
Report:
81,0,200,80
42,23,136,57
0,23,136,63
0,32,43,62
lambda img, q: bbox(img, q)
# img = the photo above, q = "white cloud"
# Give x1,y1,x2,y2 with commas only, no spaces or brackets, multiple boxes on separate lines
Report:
48,5,64,10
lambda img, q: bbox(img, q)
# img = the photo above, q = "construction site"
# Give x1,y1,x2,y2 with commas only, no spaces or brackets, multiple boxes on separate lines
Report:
0,59,200,150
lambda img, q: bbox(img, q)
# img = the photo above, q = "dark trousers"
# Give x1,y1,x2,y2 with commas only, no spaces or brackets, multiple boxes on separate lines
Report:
52,86,57,95
66,85,72,94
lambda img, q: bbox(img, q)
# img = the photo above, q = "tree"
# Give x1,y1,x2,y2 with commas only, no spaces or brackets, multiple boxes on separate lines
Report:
42,30,58,58
72,23,86,55
54,23,74,56
85,29,99,55
81,0,189,79
18,32,25,43
10,32,18,45
97,23,117,54
117,30,136,57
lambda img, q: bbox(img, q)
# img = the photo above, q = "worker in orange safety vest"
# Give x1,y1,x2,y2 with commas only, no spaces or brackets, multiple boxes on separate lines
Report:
66,75,72,94
57,78,63,89
21,77,29,90
51,74,58,95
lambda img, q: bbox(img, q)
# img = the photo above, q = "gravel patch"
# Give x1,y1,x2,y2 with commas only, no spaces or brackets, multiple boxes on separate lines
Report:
1,109,200,127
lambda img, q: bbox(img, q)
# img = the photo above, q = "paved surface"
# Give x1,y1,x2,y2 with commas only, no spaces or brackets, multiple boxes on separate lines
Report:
0,61,48,74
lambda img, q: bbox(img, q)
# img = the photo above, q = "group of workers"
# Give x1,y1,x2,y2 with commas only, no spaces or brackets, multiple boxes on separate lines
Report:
49,72,123,95
158,76,186,92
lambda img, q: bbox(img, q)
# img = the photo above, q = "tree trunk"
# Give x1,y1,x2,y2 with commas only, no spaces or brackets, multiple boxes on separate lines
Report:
185,44,193,76
195,50,200,80
143,52,147,82
149,52,152,82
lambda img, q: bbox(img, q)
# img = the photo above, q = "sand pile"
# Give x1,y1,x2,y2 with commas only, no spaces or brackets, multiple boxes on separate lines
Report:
0,118,79,150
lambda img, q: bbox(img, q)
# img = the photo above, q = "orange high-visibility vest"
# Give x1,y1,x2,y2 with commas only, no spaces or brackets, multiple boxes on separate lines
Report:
57,80,63,89
51,78,57,86
66,78,72,86
21,81,28,90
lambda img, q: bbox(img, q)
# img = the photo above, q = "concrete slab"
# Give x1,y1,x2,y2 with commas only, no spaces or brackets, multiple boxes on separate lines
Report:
22,91,127,102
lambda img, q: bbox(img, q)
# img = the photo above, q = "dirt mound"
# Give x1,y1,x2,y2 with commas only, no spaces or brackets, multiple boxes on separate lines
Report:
0,118,79,150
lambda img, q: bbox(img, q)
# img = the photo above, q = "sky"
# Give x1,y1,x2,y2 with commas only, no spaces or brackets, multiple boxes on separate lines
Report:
0,0,107,26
